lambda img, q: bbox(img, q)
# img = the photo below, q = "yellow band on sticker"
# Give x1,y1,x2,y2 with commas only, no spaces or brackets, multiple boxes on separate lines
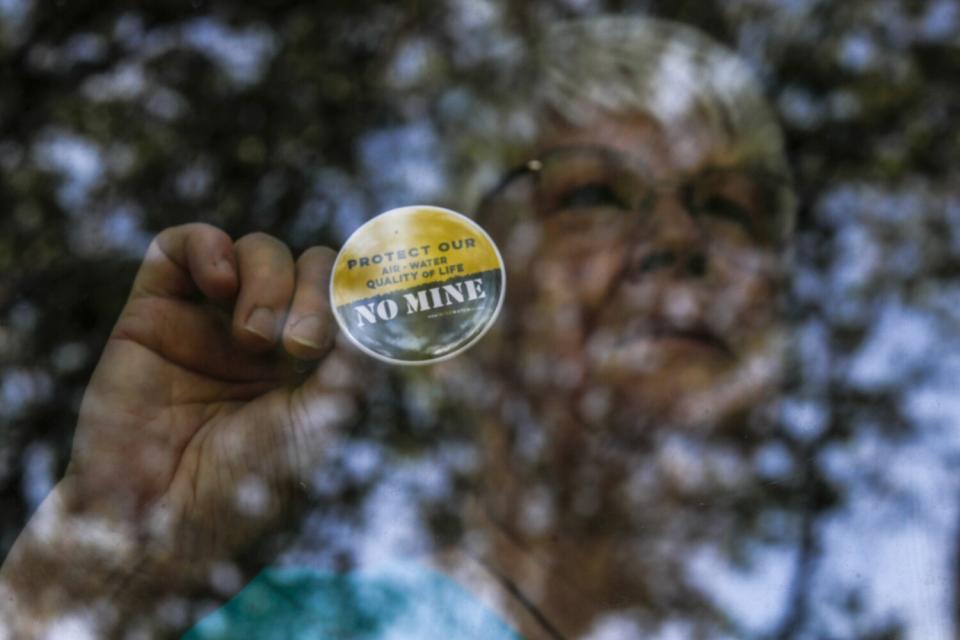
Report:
330,205,506,365
332,208,503,307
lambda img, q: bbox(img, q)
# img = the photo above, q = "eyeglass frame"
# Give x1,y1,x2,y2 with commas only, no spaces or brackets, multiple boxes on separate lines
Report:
474,144,797,249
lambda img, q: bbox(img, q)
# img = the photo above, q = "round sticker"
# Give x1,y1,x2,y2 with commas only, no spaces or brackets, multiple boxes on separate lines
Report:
330,205,506,365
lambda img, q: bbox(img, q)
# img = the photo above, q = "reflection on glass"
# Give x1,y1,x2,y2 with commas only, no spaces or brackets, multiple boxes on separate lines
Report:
481,145,794,247
1,6,953,640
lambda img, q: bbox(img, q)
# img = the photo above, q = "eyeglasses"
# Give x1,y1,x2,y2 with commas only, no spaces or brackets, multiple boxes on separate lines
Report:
476,145,796,249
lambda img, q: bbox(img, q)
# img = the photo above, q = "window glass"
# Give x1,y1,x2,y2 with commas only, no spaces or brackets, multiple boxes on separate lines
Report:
0,2,957,638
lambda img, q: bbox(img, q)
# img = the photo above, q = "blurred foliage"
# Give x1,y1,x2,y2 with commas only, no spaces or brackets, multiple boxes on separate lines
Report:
2,0,960,637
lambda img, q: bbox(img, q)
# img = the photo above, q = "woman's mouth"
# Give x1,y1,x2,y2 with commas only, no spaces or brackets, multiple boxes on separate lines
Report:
605,319,737,361
641,326,735,358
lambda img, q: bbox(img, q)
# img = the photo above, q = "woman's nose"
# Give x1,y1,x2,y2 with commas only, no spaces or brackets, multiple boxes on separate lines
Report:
628,192,708,279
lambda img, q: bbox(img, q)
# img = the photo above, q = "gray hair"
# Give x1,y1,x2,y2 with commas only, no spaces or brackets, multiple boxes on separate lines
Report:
533,16,795,234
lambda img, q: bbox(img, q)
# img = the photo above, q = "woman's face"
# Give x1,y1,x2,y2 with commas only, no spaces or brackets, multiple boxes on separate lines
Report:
485,109,789,429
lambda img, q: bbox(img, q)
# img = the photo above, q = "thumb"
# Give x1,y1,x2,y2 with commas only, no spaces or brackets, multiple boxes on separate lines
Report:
279,345,364,483
209,348,361,508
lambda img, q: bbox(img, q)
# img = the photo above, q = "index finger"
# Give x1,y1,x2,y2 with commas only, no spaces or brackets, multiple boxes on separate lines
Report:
131,223,238,301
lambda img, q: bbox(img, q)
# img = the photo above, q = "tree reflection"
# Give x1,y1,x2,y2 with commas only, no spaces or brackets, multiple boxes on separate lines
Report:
2,1,959,639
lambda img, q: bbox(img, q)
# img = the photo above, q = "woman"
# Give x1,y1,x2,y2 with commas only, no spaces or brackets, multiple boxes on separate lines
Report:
0,16,795,639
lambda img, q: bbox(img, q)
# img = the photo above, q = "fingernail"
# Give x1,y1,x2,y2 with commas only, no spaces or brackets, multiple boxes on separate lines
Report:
245,307,276,341
290,315,329,351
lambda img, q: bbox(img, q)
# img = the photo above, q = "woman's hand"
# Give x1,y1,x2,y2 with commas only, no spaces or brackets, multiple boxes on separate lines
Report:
0,224,360,638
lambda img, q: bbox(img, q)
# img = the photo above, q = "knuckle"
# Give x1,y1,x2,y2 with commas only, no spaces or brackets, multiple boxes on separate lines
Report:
298,246,336,271
151,225,182,248
183,221,222,239
236,231,288,253
185,221,221,234
300,245,337,261
154,223,225,249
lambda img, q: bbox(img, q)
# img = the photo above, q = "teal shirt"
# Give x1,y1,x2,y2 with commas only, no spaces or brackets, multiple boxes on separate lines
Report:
183,563,524,640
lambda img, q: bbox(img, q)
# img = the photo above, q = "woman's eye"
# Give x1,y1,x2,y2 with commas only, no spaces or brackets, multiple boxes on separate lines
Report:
697,196,756,233
554,182,629,211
